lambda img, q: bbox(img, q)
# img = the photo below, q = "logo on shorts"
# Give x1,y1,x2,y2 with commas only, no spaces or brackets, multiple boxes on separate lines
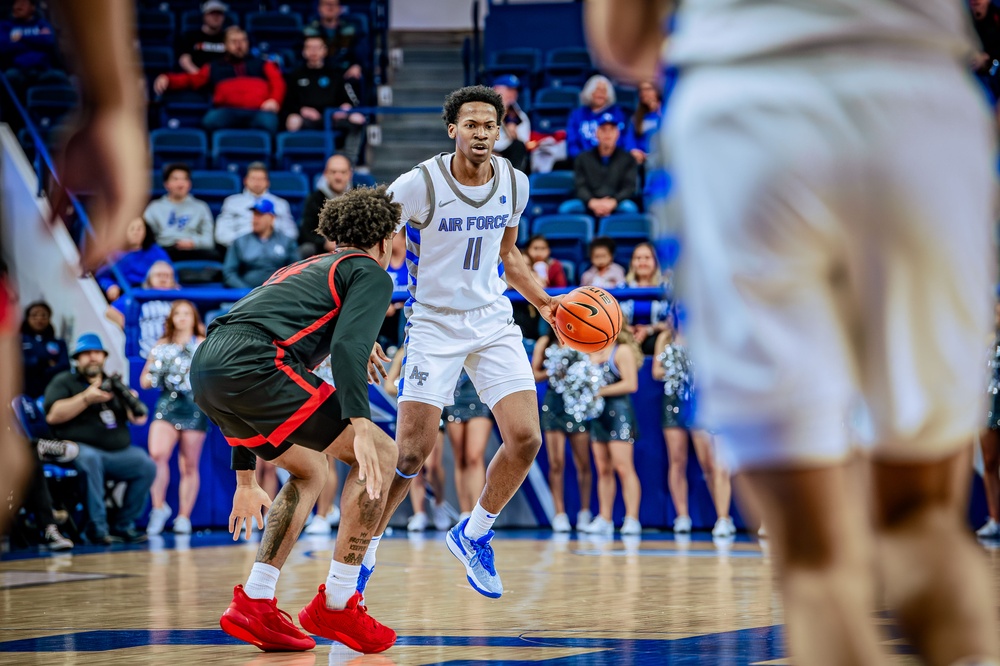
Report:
408,365,429,386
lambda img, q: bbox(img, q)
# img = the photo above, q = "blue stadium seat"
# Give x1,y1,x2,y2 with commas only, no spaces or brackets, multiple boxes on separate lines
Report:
561,260,576,285
527,171,575,218
599,213,652,266
150,128,208,169
542,47,593,88
211,129,272,172
530,86,580,133
150,170,167,199
141,45,175,78
268,171,311,222
25,85,77,129
160,91,212,129
483,48,542,86
532,214,593,266
172,260,225,287
616,86,639,117
275,131,334,175
246,11,303,51
190,170,241,216
137,9,175,46
11,394,50,439
352,172,376,188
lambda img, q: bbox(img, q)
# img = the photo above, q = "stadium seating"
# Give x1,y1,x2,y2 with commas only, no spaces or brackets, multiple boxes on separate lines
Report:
25,85,77,128
141,46,175,78
211,129,272,172
530,86,580,133
150,128,209,169
616,86,639,117
159,91,212,130
542,47,593,88
275,131,335,175
136,9,175,46
172,260,225,287
190,170,242,216
483,48,542,86
245,11,303,52
268,171,311,221
532,214,593,266
527,171,575,218
599,212,652,266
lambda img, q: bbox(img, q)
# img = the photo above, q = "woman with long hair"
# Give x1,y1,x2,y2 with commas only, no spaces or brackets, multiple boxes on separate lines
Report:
584,330,644,536
20,301,70,398
94,217,171,302
140,299,207,535
652,318,734,537
625,81,663,167
532,332,596,532
625,242,673,354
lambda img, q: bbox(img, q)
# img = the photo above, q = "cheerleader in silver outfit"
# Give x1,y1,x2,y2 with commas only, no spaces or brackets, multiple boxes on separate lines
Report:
139,300,207,536
531,333,599,532
653,323,734,538
978,304,1000,538
583,331,644,537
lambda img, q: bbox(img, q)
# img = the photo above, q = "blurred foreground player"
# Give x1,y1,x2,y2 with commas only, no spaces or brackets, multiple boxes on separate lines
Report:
588,1,1000,664
191,187,399,653
2,0,149,533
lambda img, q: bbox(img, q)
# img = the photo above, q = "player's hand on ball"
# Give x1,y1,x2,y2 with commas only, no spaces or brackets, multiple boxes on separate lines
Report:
367,343,390,385
230,486,272,541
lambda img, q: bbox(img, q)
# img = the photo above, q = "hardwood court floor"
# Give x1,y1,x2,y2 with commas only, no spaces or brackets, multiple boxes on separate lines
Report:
2,530,999,665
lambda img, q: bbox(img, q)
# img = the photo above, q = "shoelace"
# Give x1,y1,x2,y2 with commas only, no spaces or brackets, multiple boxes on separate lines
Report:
263,600,299,629
349,597,384,632
468,536,497,576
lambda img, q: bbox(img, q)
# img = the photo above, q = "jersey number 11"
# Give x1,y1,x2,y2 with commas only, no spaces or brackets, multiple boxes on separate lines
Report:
463,236,483,270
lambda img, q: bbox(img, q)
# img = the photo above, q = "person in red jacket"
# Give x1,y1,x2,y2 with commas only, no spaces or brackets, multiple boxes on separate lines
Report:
154,26,285,134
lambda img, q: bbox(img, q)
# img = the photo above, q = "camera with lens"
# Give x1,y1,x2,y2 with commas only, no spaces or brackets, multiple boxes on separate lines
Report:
100,373,149,417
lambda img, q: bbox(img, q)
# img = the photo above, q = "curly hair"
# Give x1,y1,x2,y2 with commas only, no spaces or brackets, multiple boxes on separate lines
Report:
318,185,400,248
442,85,504,127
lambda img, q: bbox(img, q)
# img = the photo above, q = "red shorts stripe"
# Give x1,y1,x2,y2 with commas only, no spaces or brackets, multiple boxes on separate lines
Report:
267,381,335,446
226,433,267,448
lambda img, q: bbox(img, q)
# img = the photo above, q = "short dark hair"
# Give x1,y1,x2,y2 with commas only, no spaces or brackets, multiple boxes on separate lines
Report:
318,185,400,249
442,85,504,128
590,236,617,256
246,161,269,177
162,162,191,183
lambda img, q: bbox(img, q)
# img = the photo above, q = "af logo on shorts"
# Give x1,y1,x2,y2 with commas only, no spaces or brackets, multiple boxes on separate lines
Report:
408,365,429,386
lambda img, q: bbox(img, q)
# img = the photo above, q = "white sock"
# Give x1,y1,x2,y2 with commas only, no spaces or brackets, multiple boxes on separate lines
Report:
362,534,381,570
463,502,497,540
244,562,280,600
325,560,361,609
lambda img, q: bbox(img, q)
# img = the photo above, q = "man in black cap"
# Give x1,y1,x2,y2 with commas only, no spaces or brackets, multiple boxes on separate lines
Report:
44,333,156,544
176,1,230,74
560,112,638,218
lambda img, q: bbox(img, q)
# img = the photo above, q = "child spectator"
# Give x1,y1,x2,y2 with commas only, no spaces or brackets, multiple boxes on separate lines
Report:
152,26,285,133
20,300,69,398
580,237,626,289
223,199,298,289
583,329,643,536
143,164,217,262
95,219,173,302
215,162,297,247
106,261,181,359
525,234,568,288
176,1,229,74
140,300,208,536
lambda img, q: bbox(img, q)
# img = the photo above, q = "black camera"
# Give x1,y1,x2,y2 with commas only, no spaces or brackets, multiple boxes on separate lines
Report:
101,373,149,417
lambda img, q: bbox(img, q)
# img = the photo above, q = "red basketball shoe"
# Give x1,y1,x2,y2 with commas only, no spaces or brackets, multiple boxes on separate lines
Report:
298,585,396,654
220,585,316,651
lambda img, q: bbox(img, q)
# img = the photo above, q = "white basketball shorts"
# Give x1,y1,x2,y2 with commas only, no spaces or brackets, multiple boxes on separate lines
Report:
667,51,998,471
398,297,536,410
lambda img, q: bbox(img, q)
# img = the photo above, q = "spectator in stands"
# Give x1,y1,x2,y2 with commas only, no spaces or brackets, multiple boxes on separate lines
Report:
153,26,285,133
0,0,57,97
624,82,663,167
44,333,156,544
492,74,530,172
140,300,207,537
106,261,181,359
566,74,626,162
20,301,69,399
972,0,1000,85
380,231,406,350
95,218,172,301
299,153,352,256
176,0,229,74
580,237,626,289
144,164,217,262
625,242,670,353
283,34,365,160
525,234,568,288
223,199,298,288
304,0,367,80
215,162,297,247
559,113,638,217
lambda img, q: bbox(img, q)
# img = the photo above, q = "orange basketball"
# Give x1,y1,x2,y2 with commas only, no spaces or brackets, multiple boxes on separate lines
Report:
554,286,623,353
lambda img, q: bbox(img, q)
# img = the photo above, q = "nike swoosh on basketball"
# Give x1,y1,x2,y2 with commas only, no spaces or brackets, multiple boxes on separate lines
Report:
438,199,456,207
573,302,600,317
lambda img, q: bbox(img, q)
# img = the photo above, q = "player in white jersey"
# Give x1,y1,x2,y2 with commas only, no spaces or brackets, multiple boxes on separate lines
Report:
357,86,559,600
589,2,1000,665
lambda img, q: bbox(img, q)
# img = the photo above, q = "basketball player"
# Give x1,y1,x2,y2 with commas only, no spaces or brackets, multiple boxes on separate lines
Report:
587,2,1000,664
2,0,149,533
191,187,399,653
358,86,561,599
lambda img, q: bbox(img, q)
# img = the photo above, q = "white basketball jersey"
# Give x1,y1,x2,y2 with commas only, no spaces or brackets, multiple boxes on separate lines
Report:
669,0,976,65
389,153,522,312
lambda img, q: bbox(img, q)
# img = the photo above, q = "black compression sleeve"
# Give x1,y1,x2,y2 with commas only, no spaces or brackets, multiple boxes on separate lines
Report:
231,445,257,471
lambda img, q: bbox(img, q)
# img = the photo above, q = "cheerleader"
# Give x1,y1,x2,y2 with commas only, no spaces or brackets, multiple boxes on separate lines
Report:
531,333,598,532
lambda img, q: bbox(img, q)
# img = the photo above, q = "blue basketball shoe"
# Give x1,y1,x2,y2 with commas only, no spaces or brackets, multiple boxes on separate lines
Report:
446,518,503,598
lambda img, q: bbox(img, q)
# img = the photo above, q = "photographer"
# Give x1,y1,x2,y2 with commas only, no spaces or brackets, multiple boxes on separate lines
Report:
44,333,156,544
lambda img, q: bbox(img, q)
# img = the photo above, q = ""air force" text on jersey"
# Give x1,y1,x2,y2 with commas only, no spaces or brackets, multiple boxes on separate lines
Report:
437,214,510,232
